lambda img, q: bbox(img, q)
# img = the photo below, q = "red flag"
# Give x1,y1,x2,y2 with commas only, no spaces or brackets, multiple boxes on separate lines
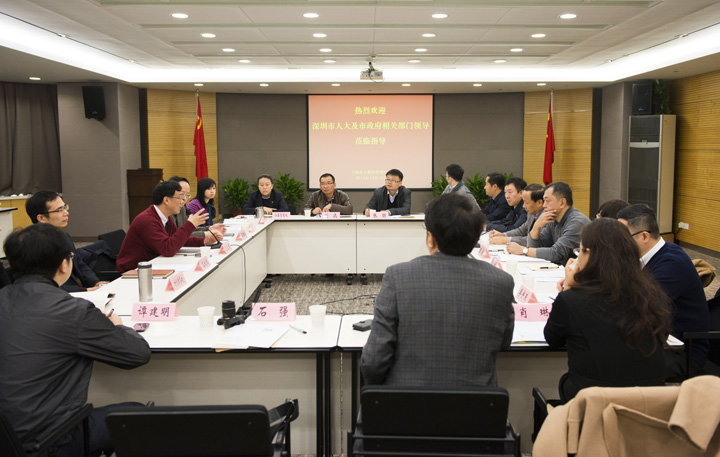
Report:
193,96,209,181
543,95,555,185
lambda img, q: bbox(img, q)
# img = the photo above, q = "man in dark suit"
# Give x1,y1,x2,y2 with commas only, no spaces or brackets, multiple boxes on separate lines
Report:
618,204,710,379
481,172,513,222
361,193,515,387
487,177,528,232
364,169,411,216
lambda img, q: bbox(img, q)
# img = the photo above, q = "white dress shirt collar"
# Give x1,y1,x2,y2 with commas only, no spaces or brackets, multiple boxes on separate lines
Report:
641,236,665,267
153,205,169,226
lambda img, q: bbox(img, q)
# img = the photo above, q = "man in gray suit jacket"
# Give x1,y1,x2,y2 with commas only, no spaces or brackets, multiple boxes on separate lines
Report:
361,193,515,388
440,163,480,209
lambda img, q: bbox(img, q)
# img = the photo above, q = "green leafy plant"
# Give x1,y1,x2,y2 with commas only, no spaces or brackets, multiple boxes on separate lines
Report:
653,79,672,115
221,178,250,213
273,172,305,207
465,172,514,208
431,176,448,197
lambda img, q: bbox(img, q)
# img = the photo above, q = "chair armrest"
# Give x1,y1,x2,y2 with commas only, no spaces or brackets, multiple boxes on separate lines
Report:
33,403,93,455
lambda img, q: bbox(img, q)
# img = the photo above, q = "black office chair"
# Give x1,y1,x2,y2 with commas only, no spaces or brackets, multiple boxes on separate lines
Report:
92,229,126,281
106,399,298,457
0,403,92,457
531,387,563,443
348,386,520,457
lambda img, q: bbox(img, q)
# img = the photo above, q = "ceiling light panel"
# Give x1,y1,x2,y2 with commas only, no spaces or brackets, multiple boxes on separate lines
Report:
108,5,253,25
261,28,373,42
238,5,374,23
373,28,487,42
496,5,646,25
375,6,508,24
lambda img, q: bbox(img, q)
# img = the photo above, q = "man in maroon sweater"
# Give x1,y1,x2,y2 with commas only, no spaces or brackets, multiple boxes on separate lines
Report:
116,180,222,272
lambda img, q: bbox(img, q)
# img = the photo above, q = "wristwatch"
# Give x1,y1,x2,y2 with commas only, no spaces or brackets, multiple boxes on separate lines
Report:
522,247,529,256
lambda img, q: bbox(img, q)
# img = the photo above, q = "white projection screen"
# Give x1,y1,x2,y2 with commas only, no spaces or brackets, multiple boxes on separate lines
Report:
308,95,433,189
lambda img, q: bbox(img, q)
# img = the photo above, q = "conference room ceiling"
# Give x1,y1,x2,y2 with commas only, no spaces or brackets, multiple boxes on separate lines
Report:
2,0,720,94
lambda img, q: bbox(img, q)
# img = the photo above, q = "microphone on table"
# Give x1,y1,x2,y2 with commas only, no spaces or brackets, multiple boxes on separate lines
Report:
209,229,222,249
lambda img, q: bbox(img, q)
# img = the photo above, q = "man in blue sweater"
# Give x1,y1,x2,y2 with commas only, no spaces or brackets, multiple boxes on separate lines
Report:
618,204,710,379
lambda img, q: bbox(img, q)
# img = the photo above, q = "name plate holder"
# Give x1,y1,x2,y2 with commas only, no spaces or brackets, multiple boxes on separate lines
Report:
515,284,538,304
273,212,291,219
320,212,341,219
251,302,297,321
194,256,211,271
513,302,552,321
165,272,187,291
131,302,177,321
370,211,389,219
490,256,503,270
218,241,232,254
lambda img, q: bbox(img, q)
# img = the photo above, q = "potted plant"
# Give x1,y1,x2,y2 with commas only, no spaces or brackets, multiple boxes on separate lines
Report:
431,176,448,197
273,173,305,214
221,178,250,216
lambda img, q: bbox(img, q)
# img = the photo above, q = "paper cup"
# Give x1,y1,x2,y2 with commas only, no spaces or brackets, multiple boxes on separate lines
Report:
197,306,215,329
521,274,536,290
304,209,312,217
309,304,327,327
506,258,519,275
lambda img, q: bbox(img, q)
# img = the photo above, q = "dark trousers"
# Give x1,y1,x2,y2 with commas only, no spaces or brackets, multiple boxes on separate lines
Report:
52,402,145,457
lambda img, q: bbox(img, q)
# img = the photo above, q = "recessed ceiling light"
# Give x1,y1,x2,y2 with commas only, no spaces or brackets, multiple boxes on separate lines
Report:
494,59,507,63
402,84,411,87
57,33,68,38
319,48,332,53
303,12,319,18
511,48,523,52
194,83,204,87
222,48,235,52
408,59,421,63
415,48,427,52
238,59,251,63
331,83,341,87
313,33,327,38
531,33,546,38
473,83,482,87
537,83,547,86
422,33,436,38
259,83,269,87
128,59,136,63
560,13,577,19
201,33,216,38
171,13,188,19
29,77,41,81
431,13,448,19
324,59,336,63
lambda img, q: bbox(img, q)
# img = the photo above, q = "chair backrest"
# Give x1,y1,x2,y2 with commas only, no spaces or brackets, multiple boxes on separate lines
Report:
106,405,273,457
361,386,509,438
0,412,24,457
98,229,126,257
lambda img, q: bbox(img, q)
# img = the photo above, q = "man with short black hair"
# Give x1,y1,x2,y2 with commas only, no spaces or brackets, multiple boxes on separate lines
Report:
364,169,411,216
25,190,105,292
441,163,479,209
116,180,221,272
507,181,589,265
487,177,527,232
482,172,513,222
0,223,151,457
617,203,710,378
489,183,544,246
361,193,514,387
304,173,354,215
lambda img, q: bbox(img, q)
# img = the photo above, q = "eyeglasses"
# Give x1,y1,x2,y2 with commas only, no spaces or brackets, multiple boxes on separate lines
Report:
169,196,184,201
630,230,648,237
320,181,334,186
385,178,401,183
46,204,69,214
66,252,75,261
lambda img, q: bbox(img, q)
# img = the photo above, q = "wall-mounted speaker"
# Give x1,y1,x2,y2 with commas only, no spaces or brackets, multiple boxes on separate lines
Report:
631,82,653,116
82,86,106,120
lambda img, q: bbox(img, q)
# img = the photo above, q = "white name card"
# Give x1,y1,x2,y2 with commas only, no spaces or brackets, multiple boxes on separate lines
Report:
273,212,291,219
515,284,539,304
194,256,211,272
219,241,232,254
165,272,187,291
513,302,552,321
251,302,297,321
321,211,341,219
370,211,389,219
132,302,176,321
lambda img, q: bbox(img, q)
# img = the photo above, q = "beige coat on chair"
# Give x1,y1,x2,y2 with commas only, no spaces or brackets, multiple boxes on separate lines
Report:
533,375,720,457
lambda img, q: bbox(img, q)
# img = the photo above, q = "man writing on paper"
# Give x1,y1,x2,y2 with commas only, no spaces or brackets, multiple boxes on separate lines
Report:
0,223,151,457
489,183,544,246
25,191,107,292
364,169,411,216
486,177,528,232
441,163,479,209
617,204,711,380
304,173,354,215
116,180,222,272
507,182,589,266
361,193,515,387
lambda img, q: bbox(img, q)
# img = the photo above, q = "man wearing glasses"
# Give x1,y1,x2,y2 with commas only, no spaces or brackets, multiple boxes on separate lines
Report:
25,191,106,292
116,180,220,272
617,203,710,380
363,169,411,216
303,173,353,215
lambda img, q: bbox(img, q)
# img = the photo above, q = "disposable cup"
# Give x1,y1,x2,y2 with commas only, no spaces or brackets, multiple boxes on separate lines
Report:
197,306,215,329
304,209,312,217
309,305,327,327
200,246,211,257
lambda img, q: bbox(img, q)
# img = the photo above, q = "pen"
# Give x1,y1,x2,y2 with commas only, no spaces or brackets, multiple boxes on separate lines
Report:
107,308,114,317
289,325,307,334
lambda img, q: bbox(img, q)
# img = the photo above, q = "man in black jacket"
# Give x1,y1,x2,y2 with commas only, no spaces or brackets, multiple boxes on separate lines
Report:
0,224,151,456
364,168,412,216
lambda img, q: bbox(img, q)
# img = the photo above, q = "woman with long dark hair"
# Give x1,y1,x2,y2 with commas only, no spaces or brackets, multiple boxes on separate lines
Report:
186,177,217,227
544,218,672,402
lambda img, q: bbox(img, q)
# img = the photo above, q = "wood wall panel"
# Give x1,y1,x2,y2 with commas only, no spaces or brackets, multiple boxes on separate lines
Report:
523,89,593,216
670,72,720,252
146,90,218,191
